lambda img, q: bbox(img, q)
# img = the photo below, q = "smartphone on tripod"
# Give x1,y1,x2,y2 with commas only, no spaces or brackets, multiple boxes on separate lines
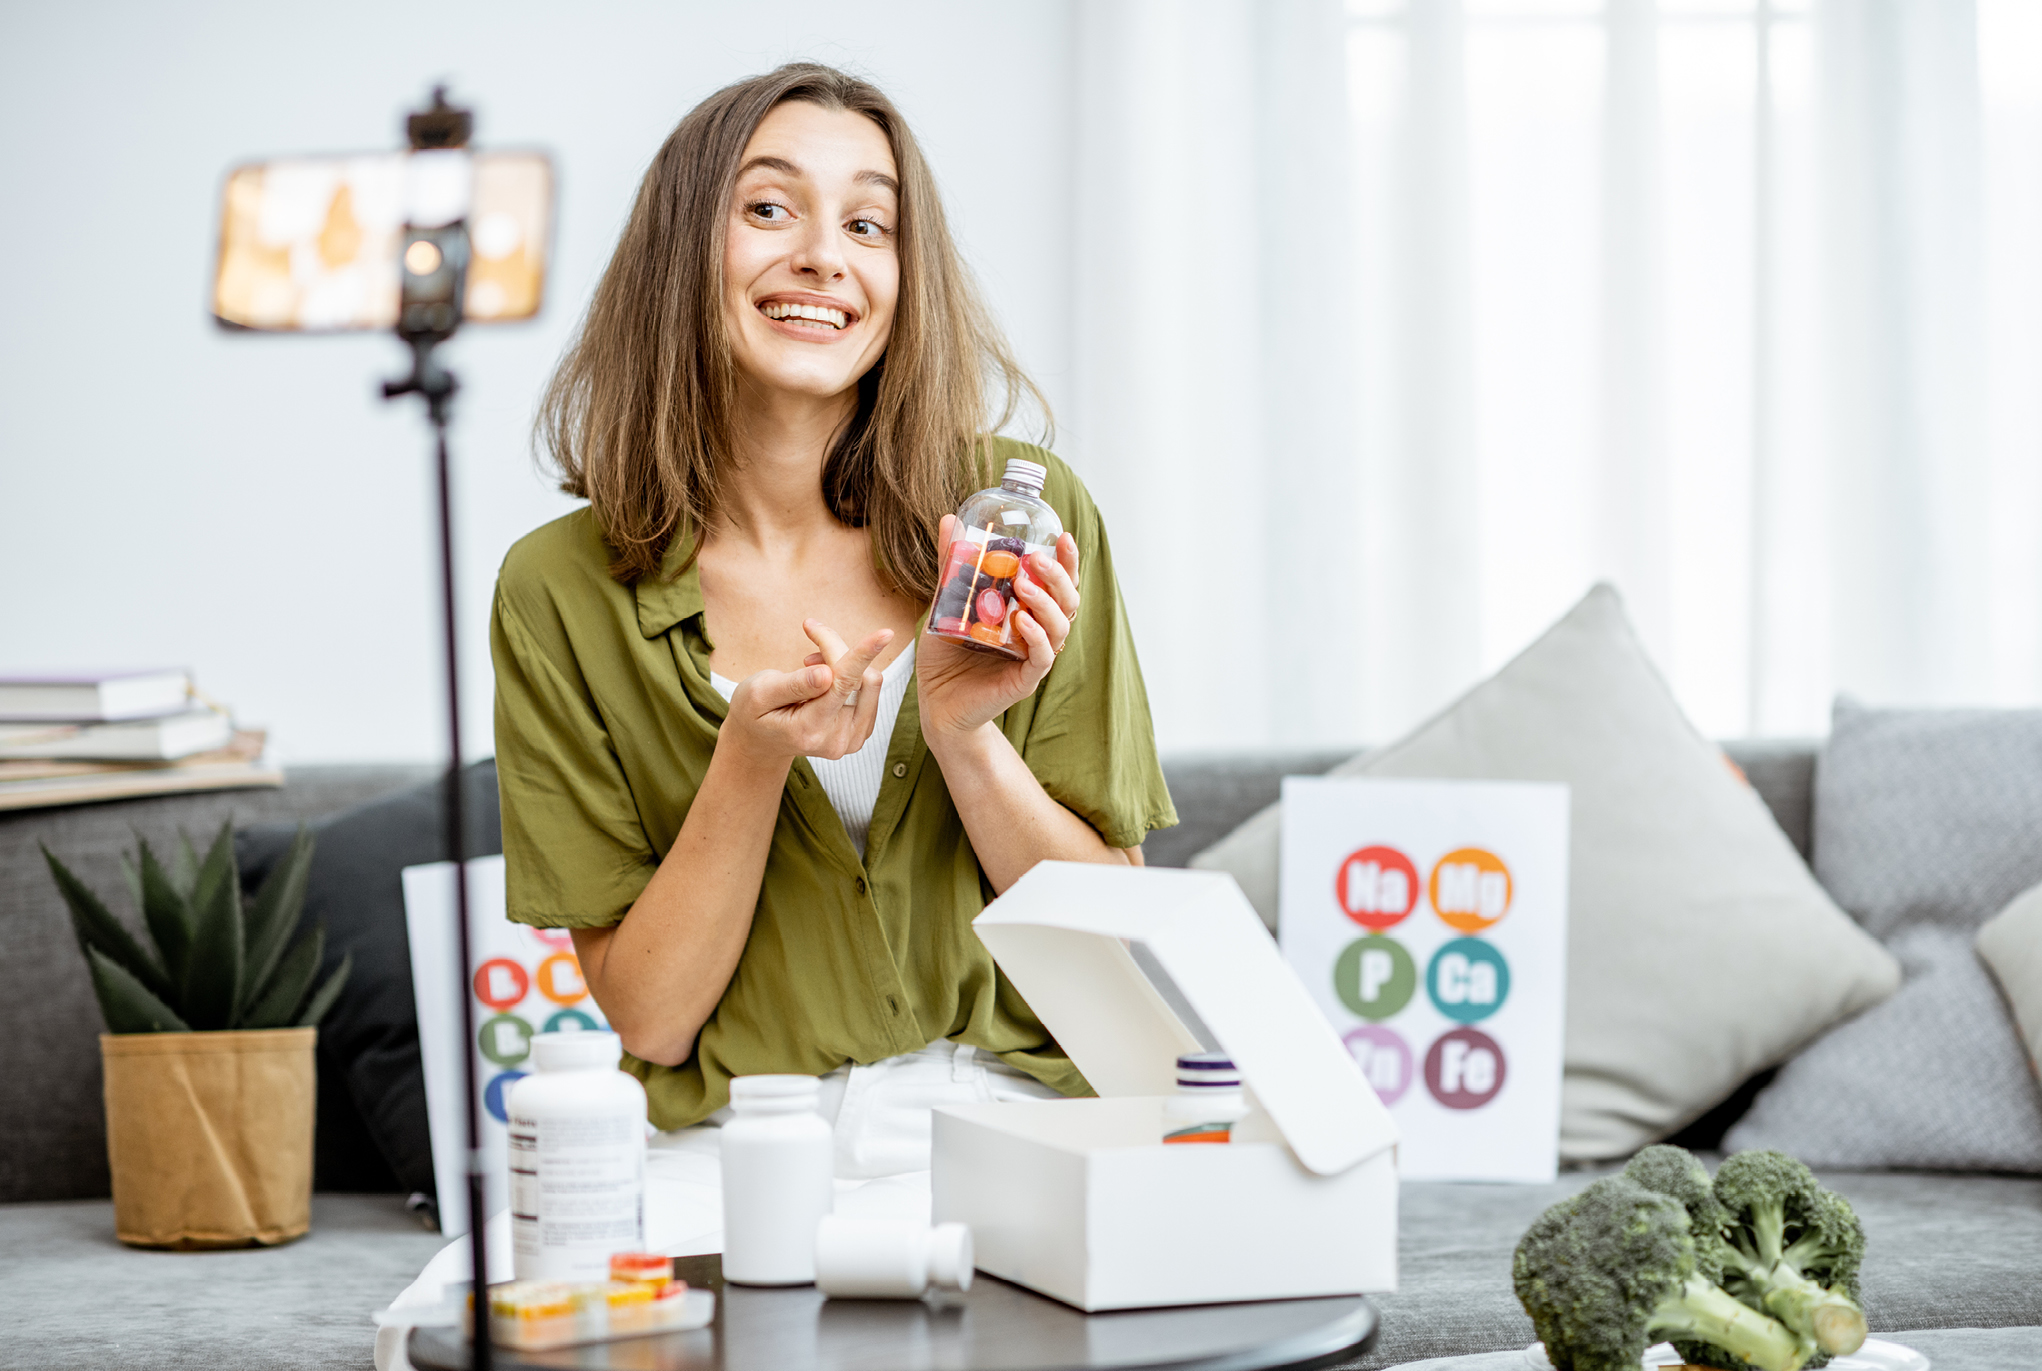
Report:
211,149,552,333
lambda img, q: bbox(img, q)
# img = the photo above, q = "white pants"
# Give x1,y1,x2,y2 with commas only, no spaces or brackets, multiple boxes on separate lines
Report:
373,1041,1060,1371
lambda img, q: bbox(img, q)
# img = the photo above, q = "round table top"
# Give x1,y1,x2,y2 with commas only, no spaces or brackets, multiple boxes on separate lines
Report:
409,1255,1379,1371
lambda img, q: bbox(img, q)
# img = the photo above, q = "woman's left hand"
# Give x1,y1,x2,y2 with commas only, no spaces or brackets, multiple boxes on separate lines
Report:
917,514,1082,740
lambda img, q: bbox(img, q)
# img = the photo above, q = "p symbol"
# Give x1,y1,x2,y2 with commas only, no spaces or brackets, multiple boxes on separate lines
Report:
1334,935,1415,1021
1360,949,1395,1002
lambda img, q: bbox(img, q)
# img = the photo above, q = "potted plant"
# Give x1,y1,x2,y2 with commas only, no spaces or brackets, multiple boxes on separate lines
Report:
43,822,349,1249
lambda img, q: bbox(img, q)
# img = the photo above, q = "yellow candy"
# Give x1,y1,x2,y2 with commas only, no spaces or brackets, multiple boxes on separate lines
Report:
489,1280,574,1320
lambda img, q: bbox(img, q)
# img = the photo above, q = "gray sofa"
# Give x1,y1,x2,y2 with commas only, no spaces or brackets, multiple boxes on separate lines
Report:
1,744,2036,1370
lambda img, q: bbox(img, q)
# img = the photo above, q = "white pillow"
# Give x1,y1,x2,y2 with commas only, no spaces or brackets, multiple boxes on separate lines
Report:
1978,881,2042,1076
1190,584,1900,1160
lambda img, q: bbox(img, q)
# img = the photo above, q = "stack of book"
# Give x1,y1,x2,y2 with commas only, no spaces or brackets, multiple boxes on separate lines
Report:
0,669,283,811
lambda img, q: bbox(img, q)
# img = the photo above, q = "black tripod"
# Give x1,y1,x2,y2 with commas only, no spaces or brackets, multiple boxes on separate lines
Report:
382,87,492,1371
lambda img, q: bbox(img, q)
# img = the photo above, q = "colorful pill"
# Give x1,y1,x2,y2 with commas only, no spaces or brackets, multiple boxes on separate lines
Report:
489,1281,574,1320
604,1281,655,1308
609,1253,670,1284
976,550,1021,580
976,589,1006,624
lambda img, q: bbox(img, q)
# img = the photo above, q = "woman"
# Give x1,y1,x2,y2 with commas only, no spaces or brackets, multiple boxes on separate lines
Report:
498,59,1172,1141
380,65,1172,1345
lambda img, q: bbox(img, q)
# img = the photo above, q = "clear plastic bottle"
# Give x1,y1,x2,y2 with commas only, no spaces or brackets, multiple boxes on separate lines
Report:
508,1031,648,1280
927,457,1064,659
1161,1052,1251,1144
720,1075,834,1286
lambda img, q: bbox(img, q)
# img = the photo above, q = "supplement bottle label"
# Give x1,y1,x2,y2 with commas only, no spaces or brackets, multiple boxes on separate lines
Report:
510,1113,644,1269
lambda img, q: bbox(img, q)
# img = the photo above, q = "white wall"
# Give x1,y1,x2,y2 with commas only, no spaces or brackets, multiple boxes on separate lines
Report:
0,1,1077,763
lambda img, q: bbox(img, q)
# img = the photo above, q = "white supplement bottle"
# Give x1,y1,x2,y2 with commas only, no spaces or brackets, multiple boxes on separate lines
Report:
1161,1052,1251,1143
507,1030,647,1281
814,1216,974,1299
720,1074,834,1285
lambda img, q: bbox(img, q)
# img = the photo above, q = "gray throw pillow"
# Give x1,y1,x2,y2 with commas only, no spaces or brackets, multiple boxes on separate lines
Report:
1726,701,2042,1171
1191,584,1900,1161
1978,882,2042,1075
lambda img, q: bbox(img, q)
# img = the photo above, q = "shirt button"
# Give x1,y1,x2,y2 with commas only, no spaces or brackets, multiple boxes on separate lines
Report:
891,762,907,779
855,877,868,895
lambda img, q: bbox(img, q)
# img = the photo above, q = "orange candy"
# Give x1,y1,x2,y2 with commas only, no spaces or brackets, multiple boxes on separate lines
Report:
975,550,1021,579
967,622,1008,646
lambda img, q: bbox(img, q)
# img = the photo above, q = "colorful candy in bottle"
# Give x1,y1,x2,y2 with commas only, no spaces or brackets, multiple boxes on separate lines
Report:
928,457,1064,659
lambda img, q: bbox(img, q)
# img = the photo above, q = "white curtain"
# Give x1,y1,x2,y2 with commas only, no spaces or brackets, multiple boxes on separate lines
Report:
1066,0,2042,753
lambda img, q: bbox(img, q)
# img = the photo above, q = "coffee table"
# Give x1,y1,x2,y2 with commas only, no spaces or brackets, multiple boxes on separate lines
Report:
408,1254,1379,1371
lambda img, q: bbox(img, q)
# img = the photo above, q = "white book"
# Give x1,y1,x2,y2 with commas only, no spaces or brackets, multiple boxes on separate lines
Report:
0,669,192,722
0,706,232,761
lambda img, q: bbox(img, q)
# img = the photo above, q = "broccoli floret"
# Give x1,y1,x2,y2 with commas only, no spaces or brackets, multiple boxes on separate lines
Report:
1623,1146,1733,1266
1624,1145,1793,1369
1513,1177,1809,1371
1714,1151,1868,1358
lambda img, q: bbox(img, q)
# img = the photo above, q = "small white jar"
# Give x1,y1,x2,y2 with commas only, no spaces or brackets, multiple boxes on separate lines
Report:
720,1074,834,1286
507,1031,647,1281
815,1217,974,1299
1161,1052,1250,1143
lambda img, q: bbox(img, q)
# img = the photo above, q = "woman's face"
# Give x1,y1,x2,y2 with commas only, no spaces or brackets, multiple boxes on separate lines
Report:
722,101,900,405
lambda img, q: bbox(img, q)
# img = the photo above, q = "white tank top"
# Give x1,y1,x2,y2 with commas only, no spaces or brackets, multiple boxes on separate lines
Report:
710,643,916,857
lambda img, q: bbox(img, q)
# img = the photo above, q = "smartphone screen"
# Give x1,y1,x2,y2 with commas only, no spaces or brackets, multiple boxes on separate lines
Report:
212,150,552,332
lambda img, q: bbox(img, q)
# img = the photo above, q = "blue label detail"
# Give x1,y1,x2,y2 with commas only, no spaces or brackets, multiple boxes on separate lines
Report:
483,1069,527,1124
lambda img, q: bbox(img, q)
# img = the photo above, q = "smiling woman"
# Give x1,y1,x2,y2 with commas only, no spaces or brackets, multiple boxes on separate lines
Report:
484,63,1176,1184
539,66,1030,601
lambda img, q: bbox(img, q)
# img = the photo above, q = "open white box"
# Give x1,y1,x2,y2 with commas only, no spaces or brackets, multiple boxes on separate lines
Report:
932,862,1399,1312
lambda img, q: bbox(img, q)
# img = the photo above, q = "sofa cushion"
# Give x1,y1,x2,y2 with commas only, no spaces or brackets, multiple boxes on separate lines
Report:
1190,585,1899,1161
1727,702,2042,1171
1145,750,1357,871
237,761,500,1203
1977,881,2042,1073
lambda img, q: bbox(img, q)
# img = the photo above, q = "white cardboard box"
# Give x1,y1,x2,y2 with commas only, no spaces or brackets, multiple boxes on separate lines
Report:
932,862,1400,1311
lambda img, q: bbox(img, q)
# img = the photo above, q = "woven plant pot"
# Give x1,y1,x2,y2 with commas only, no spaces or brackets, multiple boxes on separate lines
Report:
100,1027,316,1248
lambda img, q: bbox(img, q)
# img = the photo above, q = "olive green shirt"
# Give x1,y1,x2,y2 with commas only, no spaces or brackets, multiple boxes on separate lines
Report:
489,442,1177,1130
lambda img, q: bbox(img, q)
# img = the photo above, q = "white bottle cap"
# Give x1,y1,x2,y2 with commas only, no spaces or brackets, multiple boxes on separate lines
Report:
1001,457,1048,491
729,1074,823,1113
1175,1051,1241,1090
927,1222,974,1292
530,1030,623,1073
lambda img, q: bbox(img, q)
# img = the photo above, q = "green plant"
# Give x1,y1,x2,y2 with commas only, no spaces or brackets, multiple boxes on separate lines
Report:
43,822,349,1034
1513,1175,1810,1371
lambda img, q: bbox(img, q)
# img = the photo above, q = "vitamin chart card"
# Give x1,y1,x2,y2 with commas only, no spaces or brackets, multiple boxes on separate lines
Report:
403,854,609,1235
1278,778,1569,1182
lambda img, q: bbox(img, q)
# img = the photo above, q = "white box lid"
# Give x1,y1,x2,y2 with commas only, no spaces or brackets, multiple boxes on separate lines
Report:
974,862,1398,1176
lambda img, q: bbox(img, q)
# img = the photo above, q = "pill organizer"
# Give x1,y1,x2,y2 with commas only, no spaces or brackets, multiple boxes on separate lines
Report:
463,1276,714,1351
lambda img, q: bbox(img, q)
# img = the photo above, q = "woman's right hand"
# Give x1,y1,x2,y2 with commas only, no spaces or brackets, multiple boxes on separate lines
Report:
721,620,892,768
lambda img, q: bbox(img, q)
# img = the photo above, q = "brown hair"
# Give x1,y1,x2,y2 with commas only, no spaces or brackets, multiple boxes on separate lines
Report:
536,62,1047,595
